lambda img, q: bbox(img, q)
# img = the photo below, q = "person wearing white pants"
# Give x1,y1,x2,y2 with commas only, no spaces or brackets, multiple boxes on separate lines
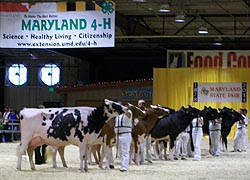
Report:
174,125,190,160
234,109,248,152
191,115,203,161
242,109,248,152
114,108,132,172
209,118,222,156
140,135,153,164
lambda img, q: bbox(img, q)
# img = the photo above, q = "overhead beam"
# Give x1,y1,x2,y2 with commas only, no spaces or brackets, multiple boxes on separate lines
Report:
201,16,224,35
115,34,250,39
116,12,159,36
174,17,196,35
126,14,250,18
242,0,250,9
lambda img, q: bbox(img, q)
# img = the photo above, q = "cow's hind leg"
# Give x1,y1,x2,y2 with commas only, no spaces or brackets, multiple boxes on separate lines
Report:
98,144,105,168
167,139,175,160
84,145,89,172
58,146,68,168
79,144,88,172
49,146,58,168
17,142,29,170
27,136,45,170
27,145,36,170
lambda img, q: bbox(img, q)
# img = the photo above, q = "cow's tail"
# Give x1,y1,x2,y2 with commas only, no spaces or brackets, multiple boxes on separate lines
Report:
189,129,194,152
45,145,53,161
221,136,228,151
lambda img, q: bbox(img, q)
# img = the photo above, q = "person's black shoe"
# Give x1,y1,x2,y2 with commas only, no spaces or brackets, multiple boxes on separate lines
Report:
120,169,127,172
174,157,178,160
109,165,114,169
181,157,187,160
35,160,43,165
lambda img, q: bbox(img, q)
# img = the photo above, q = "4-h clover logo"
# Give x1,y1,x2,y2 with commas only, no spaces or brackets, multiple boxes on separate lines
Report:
200,87,209,95
101,1,114,15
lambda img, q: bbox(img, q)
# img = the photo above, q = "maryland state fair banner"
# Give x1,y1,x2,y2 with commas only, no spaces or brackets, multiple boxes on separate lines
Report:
193,82,247,102
0,1,115,48
167,50,250,68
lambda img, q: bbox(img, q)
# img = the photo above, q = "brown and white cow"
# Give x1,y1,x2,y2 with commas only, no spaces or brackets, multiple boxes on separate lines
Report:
93,102,146,169
130,105,170,164
16,99,127,172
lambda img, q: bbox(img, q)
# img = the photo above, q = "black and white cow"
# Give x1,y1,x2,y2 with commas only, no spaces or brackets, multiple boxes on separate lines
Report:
16,99,127,172
200,106,219,153
201,106,219,136
218,107,244,151
149,106,201,160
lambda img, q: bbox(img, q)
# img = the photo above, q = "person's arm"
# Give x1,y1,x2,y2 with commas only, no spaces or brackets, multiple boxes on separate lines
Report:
200,117,204,126
216,117,222,124
124,109,132,119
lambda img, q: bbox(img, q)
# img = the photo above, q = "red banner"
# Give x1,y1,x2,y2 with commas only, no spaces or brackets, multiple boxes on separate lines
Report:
167,50,250,68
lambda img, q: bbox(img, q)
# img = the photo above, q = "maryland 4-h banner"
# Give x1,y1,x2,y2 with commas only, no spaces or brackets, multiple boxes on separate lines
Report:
193,82,247,102
0,1,115,48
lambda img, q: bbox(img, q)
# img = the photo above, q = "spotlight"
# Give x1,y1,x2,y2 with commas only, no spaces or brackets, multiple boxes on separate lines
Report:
213,37,222,46
175,13,185,23
198,26,208,34
132,0,146,2
159,4,171,13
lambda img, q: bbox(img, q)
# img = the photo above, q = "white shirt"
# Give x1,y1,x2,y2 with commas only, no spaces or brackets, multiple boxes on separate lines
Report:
114,109,132,134
192,117,203,128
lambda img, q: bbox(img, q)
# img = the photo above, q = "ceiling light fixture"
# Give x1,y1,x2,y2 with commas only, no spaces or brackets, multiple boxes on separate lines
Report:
132,0,146,2
198,26,208,34
213,37,222,46
159,4,171,13
175,13,185,23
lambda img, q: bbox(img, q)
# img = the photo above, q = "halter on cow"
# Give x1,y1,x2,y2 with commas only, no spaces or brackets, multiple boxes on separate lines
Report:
16,99,127,172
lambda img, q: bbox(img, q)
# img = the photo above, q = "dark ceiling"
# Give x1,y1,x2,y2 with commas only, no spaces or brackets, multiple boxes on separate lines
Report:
1,0,250,81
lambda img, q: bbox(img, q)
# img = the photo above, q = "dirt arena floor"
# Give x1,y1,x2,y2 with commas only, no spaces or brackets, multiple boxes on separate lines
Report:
0,139,250,180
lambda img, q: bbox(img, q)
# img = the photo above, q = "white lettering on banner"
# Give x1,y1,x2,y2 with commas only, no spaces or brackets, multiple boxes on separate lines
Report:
0,1,115,48
193,82,247,102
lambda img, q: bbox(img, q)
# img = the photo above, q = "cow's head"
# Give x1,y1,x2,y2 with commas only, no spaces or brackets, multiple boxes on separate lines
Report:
127,103,145,117
184,105,202,118
149,105,172,118
219,106,244,137
104,99,127,118
156,104,176,114
201,106,218,121
219,107,244,123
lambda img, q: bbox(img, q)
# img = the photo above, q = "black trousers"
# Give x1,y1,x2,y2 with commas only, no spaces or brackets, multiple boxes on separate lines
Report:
35,145,47,164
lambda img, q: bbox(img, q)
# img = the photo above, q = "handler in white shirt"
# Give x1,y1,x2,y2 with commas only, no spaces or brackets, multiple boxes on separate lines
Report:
114,107,133,172
192,115,204,161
